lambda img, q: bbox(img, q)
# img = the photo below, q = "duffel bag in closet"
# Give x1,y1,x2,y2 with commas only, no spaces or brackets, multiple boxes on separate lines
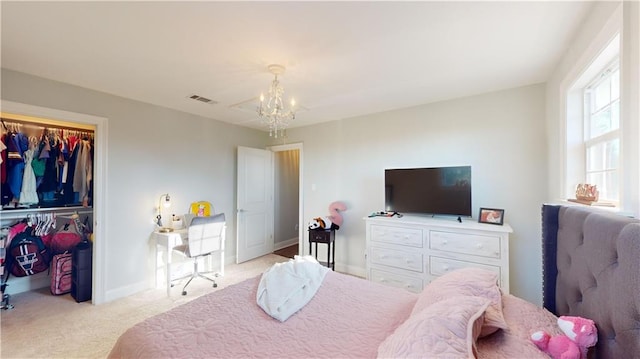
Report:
50,221,83,254
50,252,73,295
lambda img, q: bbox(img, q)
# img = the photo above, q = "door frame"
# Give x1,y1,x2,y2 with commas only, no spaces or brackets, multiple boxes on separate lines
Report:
1,100,108,304
268,143,304,256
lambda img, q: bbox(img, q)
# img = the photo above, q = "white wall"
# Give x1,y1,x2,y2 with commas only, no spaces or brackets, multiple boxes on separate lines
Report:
621,1,640,217
546,2,640,217
279,84,547,304
1,69,269,301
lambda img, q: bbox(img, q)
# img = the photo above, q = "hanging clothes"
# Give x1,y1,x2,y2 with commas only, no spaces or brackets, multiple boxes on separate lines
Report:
0,120,94,209
0,133,7,183
6,131,28,202
57,133,68,191
39,134,59,196
63,138,79,205
19,149,39,205
73,139,93,207
0,133,9,206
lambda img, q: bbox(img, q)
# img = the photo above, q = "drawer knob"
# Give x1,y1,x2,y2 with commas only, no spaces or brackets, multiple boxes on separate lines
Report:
442,240,448,245
380,255,387,259
380,278,387,283
443,265,450,271
476,243,483,249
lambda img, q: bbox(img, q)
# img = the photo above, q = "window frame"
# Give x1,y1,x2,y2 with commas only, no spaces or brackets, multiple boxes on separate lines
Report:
582,59,621,204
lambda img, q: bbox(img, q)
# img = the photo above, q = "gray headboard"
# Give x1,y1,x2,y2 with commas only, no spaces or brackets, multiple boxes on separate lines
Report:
542,205,640,358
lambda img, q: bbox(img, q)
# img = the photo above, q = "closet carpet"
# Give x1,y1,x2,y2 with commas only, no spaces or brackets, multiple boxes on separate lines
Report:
0,254,289,359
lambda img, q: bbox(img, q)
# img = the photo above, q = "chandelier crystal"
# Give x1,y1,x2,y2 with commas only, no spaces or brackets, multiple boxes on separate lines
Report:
257,64,296,138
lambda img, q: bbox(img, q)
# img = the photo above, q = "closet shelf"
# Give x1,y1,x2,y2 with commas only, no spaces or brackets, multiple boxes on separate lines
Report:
0,206,93,220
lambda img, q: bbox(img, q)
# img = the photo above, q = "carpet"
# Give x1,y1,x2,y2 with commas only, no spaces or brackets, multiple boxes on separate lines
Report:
0,254,288,359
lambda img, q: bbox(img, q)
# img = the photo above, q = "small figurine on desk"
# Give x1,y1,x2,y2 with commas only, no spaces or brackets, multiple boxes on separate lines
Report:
171,214,183,229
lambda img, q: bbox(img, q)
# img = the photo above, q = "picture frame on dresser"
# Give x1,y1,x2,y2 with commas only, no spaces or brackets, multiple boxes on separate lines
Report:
478,208,505,225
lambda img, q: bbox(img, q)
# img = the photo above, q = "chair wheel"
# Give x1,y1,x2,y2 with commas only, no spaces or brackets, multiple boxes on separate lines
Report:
213,283,218,288
182,291,187,296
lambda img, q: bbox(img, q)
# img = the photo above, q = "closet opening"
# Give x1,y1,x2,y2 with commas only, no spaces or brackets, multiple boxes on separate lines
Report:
270,143,303,259
0,103,106,307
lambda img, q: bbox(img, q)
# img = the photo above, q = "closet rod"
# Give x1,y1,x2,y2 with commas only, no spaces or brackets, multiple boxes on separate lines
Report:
0,207,94,221
1,117,95,133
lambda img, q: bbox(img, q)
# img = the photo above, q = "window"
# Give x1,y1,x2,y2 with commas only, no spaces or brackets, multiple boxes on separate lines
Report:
583,63,620,203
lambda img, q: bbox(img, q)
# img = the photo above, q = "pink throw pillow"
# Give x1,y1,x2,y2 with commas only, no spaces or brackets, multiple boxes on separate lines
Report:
411,267,508,337
378,296,490,358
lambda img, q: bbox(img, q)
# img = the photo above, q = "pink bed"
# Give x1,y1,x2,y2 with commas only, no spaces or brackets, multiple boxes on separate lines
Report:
108,270,560,358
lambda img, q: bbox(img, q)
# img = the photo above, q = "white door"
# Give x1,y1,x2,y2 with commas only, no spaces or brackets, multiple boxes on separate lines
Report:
237,146,274,263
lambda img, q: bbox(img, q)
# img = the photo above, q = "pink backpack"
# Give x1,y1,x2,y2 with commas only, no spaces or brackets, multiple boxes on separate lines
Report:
50,221,83,254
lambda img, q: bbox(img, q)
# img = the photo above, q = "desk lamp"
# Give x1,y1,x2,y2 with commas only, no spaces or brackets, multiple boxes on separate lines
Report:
156,193,172,232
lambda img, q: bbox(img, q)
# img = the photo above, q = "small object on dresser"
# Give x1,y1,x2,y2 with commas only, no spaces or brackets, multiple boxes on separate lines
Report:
478,208,505,225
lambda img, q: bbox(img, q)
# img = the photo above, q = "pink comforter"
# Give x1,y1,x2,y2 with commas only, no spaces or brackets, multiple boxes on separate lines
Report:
109,271,560,358
109,271,416,358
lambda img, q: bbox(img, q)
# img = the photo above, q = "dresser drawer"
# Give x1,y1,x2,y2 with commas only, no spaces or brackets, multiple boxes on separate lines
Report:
308,230,334,243
429,256,501,279
370,268,423,293
370,225,423,248
429,230,501,259
370,247,423,272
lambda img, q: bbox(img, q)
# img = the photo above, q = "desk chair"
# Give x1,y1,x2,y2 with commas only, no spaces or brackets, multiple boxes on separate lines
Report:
171,213,225,296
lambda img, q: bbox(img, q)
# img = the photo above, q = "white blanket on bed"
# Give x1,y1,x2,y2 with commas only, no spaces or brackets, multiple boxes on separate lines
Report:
257,255,329,322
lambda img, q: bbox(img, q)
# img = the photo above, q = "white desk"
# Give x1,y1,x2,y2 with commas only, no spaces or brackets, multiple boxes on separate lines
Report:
152,227,226,296
153,229,188,296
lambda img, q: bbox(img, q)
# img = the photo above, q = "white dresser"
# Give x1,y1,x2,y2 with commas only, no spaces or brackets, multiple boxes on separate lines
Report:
365,215,512,294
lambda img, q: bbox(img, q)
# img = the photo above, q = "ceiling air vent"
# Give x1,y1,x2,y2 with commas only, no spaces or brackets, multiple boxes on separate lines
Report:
187,94,217,105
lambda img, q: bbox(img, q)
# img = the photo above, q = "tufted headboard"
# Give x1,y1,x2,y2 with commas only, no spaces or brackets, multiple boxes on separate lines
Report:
542,205,640,358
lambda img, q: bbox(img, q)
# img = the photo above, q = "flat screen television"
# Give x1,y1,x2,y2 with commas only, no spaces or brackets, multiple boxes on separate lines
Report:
385,166,472,217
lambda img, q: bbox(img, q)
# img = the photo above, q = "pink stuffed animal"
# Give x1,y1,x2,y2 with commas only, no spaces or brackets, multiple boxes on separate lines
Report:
328,201,347,226
308,202,347,231
531,316,598,359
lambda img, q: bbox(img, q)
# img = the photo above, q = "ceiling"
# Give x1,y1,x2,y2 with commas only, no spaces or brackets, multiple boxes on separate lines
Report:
1,1,594,131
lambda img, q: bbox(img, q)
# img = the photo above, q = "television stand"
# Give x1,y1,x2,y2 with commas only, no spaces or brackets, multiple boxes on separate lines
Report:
364,215,512,294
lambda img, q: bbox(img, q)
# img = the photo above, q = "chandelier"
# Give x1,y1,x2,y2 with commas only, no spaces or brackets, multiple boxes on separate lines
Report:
257,64,296,138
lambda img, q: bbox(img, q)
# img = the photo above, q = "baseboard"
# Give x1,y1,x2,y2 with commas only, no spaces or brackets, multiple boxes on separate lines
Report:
104,280,149,303
273,238,298,251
